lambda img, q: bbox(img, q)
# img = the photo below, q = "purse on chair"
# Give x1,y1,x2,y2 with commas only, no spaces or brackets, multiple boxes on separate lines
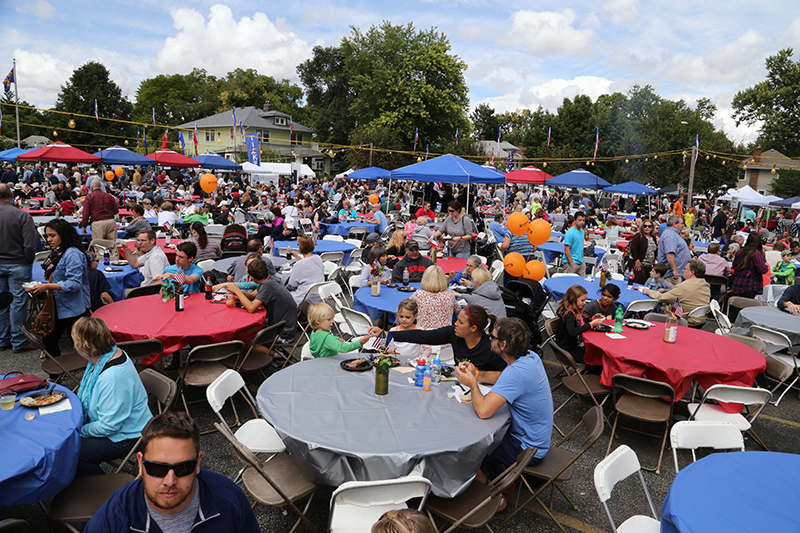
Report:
32,276,56,337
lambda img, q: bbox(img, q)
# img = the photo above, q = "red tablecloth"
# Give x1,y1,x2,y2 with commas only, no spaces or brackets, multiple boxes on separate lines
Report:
93,294,265,357
620,232,635,239
435,257,468,274
124,238,183,264
118,208,133,217
22,207,55,216
584,323,766,402
615,240,629,252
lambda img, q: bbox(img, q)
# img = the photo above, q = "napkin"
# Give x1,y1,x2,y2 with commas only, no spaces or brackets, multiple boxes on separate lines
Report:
605,333,627,340
392,366,415,374
39,398,73,416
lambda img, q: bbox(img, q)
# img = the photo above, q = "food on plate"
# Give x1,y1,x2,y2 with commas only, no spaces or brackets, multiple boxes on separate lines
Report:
345,358,367,369
19,393,63,407
460,394,472,402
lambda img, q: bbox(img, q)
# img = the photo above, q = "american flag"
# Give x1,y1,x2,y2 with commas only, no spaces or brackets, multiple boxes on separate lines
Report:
175,269,186,285
94,99,99,122
193,123,198,156
231,108,237,140
547,127,551,148
455,128,459,145
152,107,156,129
692,134,699,165
592,128,599,163
413,128,419,152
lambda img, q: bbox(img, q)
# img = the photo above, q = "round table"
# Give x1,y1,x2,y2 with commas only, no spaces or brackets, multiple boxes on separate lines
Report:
0,384,82,505
542,276,652,309
124,238,183,265
319,221,370,237
583,322,766,401
32,261,143,302
661,452,800,532
257,355,510,497
272,240,355,264
536,242,606,265
211,254,292,275
432,257,467,275
21,207,55,216
92,293,265,357
733,306,800,345
353,282,421,322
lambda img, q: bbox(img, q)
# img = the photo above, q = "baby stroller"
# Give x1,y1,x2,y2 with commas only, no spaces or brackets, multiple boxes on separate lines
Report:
221,224,248,255
501,279,548,350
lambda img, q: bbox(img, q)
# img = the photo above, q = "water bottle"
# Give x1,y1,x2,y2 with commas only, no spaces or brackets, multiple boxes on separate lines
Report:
414,358,426,387
431,355,442,384
614,304,624,333
627,269,634,288
403,267,410,287
423,366,432,391
204,276,213,300
103,250,110,265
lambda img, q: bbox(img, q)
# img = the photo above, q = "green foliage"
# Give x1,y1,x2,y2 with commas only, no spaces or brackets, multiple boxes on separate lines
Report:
733,49,800,157
299,22,470,150
470,103,500,141
1,94,47,143
218,68,306,123
348,123,410,170
771,169,800,198
53,61,134,150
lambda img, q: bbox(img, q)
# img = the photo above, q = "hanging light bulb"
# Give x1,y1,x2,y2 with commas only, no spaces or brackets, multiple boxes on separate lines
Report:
654,155,658,159
586,160,590,166
722,160,726,165
68,119,76,128
682,151,687,157
624,158,629,163
712,154,716,159
645,158,649,162
124,140,129,145
418,157,423,163
52,130,58,137
542,162,547,168
771,166,776,174
705,155,710,160
743,164,747,170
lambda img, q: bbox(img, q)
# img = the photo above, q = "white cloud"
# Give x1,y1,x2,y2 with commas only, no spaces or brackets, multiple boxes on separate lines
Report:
154,4,314,81
787,16,800,46
602,0,639,24
19,0,55,20
504,9,594,56
12,49,74,106
477,75,620,113
664,29,765,85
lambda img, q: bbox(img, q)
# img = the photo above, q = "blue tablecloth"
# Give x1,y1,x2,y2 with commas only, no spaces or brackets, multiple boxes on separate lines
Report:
76,226,131,240
0,384,83,505
319,221,371,237
661,452,800,533
542,276,653,309
537,242,606,265
353,283,421,323
33,261,144,302
272,240,356,265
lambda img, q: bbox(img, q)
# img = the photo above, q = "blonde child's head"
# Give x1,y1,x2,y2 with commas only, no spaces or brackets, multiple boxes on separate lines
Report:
471,266,492,288
308,302,334,331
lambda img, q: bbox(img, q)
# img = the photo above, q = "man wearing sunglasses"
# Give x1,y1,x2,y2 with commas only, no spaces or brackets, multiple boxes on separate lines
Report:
86,412,259,533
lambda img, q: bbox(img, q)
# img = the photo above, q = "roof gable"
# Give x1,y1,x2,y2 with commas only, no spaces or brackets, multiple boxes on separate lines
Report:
176,106,312,133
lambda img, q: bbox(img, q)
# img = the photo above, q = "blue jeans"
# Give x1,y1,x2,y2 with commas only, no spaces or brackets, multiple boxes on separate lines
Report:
449,252,470,258
77,436,139,477
0,263,32,349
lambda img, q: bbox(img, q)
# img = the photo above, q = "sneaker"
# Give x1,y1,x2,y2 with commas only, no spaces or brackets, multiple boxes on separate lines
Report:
502,482,516,495
496,495,507,513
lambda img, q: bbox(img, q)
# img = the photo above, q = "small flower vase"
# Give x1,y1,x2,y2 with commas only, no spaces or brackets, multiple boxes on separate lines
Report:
375,366,389,395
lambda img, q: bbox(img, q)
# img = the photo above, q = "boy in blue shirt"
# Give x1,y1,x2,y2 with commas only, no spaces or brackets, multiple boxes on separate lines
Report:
154,242,204,292
563,211,586,275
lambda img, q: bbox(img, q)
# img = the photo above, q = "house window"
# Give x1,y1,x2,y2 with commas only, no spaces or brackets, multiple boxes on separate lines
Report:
738,170,746,181
261,130,269,144
205,131,215,142
274,117,287,126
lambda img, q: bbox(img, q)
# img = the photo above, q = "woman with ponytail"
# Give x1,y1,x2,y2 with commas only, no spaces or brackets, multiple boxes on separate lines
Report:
371,304,507,381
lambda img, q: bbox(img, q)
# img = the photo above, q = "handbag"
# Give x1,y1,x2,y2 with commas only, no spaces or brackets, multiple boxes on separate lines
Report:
0,372,49,394
33,275,56,337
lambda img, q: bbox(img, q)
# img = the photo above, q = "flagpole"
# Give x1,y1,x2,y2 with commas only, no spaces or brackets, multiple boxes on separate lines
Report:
13,59,20,148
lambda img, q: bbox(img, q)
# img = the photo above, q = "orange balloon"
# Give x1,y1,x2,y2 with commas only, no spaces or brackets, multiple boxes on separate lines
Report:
114,167,124,177
507,212,530,236
104,170,114,181
200,173,217,193
527,219,552,247
523,260,546,281
503,252,525,277
369,194,380,204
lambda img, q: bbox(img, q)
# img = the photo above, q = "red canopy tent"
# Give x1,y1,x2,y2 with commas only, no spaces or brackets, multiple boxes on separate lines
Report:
146,150,201,167
504,165,553,185
17,141,102,163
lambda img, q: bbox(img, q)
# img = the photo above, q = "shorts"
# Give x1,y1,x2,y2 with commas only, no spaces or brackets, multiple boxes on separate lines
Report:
481,433,542,480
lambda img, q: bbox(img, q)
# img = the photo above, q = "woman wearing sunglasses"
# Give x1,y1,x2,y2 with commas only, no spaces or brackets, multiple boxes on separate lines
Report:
626,218,659,285
432,200,478,258
72,316,152,477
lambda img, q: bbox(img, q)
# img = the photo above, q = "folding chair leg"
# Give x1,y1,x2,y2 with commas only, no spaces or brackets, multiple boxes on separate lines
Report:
605,413,620,457
553,483,577,511
641,423,669,475
772,376,799,407
746,428,770,452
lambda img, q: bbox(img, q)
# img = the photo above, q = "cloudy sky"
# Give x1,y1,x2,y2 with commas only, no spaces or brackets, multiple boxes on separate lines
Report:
4,0,800,144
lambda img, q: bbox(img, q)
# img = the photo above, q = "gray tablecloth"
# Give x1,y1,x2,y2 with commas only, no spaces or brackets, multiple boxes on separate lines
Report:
732,306,800,345
257,355,510,497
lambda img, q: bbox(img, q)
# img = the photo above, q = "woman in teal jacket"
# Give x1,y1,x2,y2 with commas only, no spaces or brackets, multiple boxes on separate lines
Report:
73,316,152,476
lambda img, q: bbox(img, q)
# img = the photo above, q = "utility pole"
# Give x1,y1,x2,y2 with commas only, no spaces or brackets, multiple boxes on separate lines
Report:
13,58,20,148
687,145,697,209
369,143,373,167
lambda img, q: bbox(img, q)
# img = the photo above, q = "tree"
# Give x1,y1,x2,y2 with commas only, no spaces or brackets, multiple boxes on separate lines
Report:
53,61,134,150
134,68,220,126
770,169,800,197
297,46,355,147
218,68,306,123
470,103,500,141
347,123,408,170
733,49,800,156
0,94,47,146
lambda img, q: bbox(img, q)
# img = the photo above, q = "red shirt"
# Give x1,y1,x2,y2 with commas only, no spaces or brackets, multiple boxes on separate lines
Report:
416,208,435,220
80,190,119,227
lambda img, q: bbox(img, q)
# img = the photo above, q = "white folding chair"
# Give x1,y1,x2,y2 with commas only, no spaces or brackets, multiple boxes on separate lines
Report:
625,300,658,317
670,421,744,473
197,259,215,273
686,304,710,320
594,445,660,533
340,307,374,337
329,476,432,533
750,325,800,406
710,299,731,335
300,342,314,361
345,238,363,248
687,384,772,450
320,251,345,264
323,234,345,242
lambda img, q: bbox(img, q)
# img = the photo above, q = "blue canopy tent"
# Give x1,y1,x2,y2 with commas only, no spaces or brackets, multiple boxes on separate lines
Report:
547,168,611,189
0,147,36,162
770,196,800,207
93,145,156,166
602,181,658,195
391,154,505,211
348,167,390,180
192,153,242,171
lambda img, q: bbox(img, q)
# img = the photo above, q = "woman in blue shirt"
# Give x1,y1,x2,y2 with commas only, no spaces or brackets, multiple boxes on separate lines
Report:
29,219,91,357
72,316,152,476
337,199,359,221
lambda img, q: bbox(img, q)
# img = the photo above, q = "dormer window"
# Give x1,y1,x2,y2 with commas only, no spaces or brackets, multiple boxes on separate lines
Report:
274,117,287,126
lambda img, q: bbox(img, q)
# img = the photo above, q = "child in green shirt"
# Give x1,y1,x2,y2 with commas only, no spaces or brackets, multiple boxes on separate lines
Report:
772,249,797,285
308,302,373,358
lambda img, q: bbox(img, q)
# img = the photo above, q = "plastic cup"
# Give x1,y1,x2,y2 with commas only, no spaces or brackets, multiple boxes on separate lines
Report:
0,392,16,410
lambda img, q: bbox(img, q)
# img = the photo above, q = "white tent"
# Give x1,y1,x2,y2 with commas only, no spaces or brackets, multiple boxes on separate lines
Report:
718,185,775,206
336,167,356,179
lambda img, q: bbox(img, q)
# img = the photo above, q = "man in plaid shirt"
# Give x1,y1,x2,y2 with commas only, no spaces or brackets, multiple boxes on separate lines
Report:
80,178,119,241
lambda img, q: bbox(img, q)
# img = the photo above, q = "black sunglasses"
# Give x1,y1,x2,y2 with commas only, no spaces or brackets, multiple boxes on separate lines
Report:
489,334,499,341
643,225,653,228
142,458,198,478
